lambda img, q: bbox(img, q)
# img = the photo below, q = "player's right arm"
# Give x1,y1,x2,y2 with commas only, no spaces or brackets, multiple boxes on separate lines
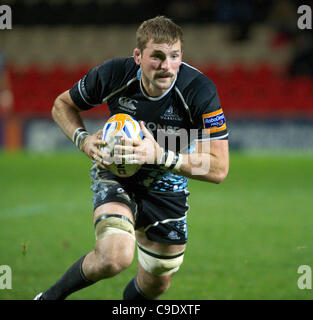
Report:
52,90,107,165
54,59,123,165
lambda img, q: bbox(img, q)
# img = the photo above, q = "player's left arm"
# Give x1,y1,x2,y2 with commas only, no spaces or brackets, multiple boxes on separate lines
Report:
172,138,229,184
174,75,229,183
139,122,229,183
118,122,229,184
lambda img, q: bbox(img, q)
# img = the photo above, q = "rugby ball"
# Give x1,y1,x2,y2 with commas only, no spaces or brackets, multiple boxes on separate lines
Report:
101,113,143,177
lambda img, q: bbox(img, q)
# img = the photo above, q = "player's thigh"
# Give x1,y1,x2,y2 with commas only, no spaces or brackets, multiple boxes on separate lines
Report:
94,202,134,224
94,201,136,245
91,205,136,274
136,228,186,254
90,166,138,265
91,172,137,242
90,163,137,224
93,202,136,257
135,229,186,287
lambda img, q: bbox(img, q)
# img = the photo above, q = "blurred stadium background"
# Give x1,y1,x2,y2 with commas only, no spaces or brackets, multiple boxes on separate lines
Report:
0,0,312,300
1,0,313,151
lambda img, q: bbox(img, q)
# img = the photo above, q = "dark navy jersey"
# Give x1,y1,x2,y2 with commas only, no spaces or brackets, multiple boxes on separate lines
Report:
69,57,228,193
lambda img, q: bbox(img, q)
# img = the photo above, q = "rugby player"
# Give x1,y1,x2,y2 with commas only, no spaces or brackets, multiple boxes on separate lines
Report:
34,16,229,300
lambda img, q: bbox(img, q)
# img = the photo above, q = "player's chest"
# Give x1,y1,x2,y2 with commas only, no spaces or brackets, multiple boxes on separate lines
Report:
106,87,189,131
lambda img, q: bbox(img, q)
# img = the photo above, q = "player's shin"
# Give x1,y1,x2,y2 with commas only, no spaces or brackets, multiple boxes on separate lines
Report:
123,276,148,300
41,255,94,300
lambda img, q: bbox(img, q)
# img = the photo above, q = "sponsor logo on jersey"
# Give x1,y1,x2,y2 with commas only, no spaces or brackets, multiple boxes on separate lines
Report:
161,105,183,121
143,121,181,134
118,97,137,114
202,108,227,134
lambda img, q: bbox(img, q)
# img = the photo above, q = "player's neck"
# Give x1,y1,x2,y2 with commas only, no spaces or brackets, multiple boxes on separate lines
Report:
140,79,165,98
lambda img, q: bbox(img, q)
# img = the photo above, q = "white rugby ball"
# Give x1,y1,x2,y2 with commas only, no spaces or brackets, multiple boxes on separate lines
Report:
101,113,143,177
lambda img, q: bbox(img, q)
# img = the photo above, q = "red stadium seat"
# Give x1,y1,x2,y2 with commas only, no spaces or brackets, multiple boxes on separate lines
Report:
8,63,313,118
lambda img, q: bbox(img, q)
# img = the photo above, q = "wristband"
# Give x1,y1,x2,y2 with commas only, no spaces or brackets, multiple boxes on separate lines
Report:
160,149,183,171
72,127,89,151
173,153,183,171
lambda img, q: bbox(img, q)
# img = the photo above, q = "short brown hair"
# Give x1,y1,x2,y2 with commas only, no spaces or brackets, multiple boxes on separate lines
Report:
136,16,183,52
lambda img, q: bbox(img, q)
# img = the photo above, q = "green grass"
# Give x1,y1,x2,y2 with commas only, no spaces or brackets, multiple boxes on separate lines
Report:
0,151,312,300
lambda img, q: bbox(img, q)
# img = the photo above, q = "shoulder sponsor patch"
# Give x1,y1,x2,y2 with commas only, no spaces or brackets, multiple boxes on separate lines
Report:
202,108,227,134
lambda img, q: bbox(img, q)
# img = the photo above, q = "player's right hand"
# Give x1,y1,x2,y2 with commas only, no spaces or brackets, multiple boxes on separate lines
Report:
81,130,110,169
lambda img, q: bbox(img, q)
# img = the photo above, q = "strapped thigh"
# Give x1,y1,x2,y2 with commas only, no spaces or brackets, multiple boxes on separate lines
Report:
95,214,135,241
137,242,185,276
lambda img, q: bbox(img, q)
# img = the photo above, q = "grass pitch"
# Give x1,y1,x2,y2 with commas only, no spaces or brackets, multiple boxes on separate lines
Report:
0,151,312,300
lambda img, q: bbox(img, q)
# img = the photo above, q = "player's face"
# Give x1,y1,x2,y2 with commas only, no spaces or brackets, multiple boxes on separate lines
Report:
134,39,182,97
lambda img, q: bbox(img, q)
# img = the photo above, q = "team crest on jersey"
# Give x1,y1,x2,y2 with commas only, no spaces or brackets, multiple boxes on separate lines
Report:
168,230,180,240
161,105,183,121
202,108,227,134
118,97,137,114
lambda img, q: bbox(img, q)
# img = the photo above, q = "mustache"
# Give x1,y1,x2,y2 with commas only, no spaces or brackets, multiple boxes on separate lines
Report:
155,72,173,78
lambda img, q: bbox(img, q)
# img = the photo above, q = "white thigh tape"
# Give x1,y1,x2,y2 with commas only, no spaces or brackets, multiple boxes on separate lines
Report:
137,244,184,276
95,215,135,241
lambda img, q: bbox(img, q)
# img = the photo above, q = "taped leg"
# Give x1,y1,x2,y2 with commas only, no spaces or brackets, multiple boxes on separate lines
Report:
134,243,185,299
94,214,135,241
137,243,185,276
83,212,136,282
123,243,185,301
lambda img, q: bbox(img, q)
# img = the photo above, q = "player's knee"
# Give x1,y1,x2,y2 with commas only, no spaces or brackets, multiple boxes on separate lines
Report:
148,276,172,297
97,250,133,278
137,272,172,299
93,213,136,278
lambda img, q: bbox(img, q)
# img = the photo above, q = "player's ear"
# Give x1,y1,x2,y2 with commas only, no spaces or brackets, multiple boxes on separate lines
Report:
133,48,141,65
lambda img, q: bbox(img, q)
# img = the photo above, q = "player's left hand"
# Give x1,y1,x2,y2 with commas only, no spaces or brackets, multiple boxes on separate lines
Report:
114,121,163,165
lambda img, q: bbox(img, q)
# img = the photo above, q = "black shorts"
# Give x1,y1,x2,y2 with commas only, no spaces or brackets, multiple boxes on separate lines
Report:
90,164,189,245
